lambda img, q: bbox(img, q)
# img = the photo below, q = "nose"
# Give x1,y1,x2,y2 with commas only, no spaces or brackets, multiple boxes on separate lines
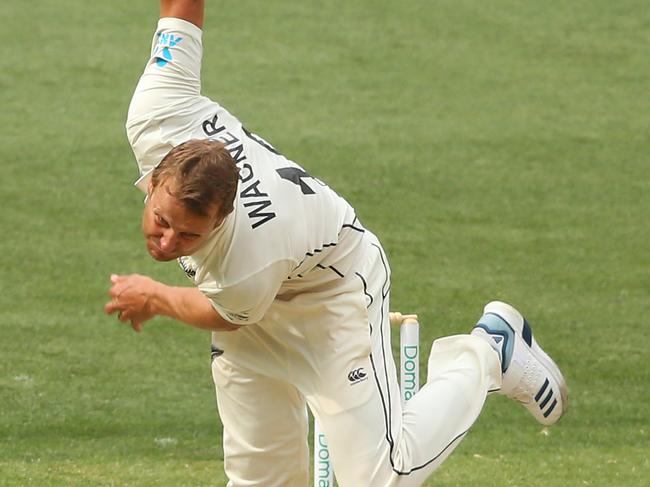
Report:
159,229,178,252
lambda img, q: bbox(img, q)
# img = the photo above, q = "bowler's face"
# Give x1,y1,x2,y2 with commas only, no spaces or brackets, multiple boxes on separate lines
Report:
142,182,220,261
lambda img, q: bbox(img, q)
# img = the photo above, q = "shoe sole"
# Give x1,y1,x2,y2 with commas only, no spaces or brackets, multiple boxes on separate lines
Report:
485,301,569,424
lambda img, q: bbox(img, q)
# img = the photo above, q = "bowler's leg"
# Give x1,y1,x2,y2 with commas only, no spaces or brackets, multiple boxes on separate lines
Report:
211,357,309,487
316,333,501,486
311,236,502,486
394,334,502,485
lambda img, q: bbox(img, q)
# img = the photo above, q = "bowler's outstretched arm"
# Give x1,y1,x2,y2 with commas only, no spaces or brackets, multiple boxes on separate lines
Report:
105,273,241,332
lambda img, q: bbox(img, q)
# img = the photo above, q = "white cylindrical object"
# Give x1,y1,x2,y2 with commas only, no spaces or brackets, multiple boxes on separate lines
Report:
314,419,335,486
400,319,420,403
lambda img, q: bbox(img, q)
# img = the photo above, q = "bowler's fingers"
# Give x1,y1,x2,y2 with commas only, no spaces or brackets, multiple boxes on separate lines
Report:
105,278,131,316
118,309,132,323
104,298,131,319
104,300,121,315
105,301,141,332
105,275,141,332
107,275,133,298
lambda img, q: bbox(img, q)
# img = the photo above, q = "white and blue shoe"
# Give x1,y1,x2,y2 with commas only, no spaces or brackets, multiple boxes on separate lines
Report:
473,301,568,425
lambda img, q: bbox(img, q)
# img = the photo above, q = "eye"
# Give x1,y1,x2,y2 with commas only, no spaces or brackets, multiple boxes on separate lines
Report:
155,215,170,228
180,233,200,241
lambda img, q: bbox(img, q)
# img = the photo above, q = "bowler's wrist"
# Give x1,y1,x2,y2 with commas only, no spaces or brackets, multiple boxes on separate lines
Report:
149,280,172,318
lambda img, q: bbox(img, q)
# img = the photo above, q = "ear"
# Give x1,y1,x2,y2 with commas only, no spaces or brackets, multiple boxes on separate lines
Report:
147,179,154,196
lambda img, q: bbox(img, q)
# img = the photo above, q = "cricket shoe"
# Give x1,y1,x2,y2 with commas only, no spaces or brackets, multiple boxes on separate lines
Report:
472,301,568,425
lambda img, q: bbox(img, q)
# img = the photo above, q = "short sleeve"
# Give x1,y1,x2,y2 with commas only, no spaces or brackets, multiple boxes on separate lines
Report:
198,260,292,325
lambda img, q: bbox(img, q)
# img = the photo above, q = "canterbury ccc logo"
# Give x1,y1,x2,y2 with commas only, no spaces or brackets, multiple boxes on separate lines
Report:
348,368,367,384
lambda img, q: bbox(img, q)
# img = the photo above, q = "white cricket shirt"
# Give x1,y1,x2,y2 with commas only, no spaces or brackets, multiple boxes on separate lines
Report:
126,18,365,325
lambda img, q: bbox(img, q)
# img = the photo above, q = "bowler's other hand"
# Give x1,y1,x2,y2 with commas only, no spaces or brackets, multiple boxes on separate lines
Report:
105,274,159,332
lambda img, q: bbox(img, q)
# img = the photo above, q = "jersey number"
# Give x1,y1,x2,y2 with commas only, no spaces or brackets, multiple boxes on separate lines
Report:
276,167,316,195
243,126,322,196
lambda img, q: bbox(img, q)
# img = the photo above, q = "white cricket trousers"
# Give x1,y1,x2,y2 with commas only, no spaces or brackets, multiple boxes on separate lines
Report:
210,232,502,486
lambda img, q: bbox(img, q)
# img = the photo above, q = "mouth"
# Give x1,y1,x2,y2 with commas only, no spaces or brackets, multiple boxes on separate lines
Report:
147,239,173,261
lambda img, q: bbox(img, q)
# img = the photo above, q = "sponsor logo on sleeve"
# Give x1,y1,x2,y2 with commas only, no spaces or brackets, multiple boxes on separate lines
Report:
154,32,183,67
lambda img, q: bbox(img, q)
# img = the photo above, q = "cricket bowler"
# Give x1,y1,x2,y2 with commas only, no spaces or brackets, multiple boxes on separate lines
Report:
105,1,568,485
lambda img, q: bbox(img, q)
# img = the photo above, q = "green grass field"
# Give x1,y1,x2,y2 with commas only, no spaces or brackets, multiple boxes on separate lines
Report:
1,0,648,485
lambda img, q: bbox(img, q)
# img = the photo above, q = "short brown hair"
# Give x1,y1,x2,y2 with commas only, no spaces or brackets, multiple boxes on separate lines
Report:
151,139,239,219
